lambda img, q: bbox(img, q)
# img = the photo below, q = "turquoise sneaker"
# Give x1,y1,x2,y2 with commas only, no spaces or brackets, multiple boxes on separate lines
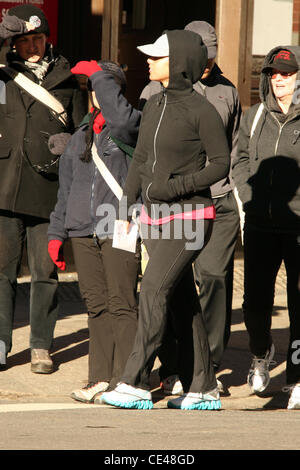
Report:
101,383,153,409
167,387,221,410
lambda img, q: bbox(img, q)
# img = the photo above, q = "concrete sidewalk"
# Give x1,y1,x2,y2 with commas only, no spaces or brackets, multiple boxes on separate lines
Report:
1,258,300,451
0,258,290,408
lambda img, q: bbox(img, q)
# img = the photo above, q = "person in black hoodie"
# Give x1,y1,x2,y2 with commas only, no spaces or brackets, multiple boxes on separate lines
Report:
102,30,230,410
0,6,85,373
48,59,141,403
233,47,300,409
138,21,242,397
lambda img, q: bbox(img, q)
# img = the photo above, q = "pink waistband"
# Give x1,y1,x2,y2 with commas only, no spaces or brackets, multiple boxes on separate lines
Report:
140,205,216,225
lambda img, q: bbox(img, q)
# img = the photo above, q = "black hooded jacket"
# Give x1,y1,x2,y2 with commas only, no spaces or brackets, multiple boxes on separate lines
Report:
121,30,230,221
139,64,242,198
232,45,300,233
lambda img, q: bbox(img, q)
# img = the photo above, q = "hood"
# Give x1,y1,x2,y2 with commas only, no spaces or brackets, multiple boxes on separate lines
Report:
259,45,300,105
166,30,208,92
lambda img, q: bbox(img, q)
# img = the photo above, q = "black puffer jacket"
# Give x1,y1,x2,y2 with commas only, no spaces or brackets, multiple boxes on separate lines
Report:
233,45,300,233
0,49,86,219
121,30,230,221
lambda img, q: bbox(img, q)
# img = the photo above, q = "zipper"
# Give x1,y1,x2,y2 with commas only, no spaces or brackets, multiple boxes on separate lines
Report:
273,121,283,156
152,90,167,173
145,90,167,220
146,182,152,202
91,135,99,237
91,166,97,238
268,114,282,219
272,112,298,155
269,113,296,219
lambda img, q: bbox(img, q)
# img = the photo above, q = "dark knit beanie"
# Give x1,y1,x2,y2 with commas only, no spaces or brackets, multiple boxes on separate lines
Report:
87,60,127,94
8,5,50,37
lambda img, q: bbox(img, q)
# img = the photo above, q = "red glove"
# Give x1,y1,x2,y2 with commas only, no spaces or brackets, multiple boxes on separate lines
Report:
71,60,102,77
48,240,66,271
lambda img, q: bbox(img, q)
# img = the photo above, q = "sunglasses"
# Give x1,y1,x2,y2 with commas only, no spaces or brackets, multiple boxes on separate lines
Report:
269,70,296,79
147,56,169,61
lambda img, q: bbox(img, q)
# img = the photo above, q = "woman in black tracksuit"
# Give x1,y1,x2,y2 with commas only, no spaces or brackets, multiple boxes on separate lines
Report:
102,30,230,410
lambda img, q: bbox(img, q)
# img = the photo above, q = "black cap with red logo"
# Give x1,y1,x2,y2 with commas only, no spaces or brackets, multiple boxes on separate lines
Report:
263,49,298,73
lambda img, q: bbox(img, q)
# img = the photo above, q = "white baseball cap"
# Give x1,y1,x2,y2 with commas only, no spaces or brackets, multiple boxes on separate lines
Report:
137,34,169,57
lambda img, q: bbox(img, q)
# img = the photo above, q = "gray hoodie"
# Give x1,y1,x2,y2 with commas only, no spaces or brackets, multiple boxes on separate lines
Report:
233,45,300,233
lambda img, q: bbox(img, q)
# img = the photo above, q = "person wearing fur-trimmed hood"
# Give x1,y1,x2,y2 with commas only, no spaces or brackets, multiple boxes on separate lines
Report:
101,29,230,411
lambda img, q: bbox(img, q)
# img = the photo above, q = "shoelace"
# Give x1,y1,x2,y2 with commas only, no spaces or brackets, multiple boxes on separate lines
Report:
84,382,98,390
163,375,179,387
282,383,300,393
251,357,276,372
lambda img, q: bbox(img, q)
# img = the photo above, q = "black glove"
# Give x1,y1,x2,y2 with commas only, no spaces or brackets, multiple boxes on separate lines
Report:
48,133,72,155
0,13,27,39
149,172,194,201
147,167,177,202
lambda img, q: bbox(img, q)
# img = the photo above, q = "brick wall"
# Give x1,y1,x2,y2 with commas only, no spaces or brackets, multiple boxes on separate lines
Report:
293,0,300,34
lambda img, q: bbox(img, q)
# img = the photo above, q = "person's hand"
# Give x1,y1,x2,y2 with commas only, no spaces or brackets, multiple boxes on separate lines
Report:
0,13,28,38
48,240,66,271
48,133,72,155
71,60,102,77
117,220,130,234
25,21,36,32
123,220,130,234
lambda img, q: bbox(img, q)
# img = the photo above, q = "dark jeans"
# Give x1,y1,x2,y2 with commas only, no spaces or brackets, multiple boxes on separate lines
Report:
193,191,240,370
121,220,217,393
0,210,58,353
71,237,139,387
243,227,300,384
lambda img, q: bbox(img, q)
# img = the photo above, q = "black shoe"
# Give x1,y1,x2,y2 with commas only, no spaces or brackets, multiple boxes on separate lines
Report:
31,349,54,374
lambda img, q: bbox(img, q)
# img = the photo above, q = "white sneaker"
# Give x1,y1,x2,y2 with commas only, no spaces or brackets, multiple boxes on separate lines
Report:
284,383,300,410
167,387,221,410
247,344,276,393
161,375,183,395
71,381,109,403
101,382,153,409
217,379,224,394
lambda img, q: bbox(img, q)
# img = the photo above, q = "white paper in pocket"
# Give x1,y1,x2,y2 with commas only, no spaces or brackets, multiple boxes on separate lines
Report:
112,220,139,253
